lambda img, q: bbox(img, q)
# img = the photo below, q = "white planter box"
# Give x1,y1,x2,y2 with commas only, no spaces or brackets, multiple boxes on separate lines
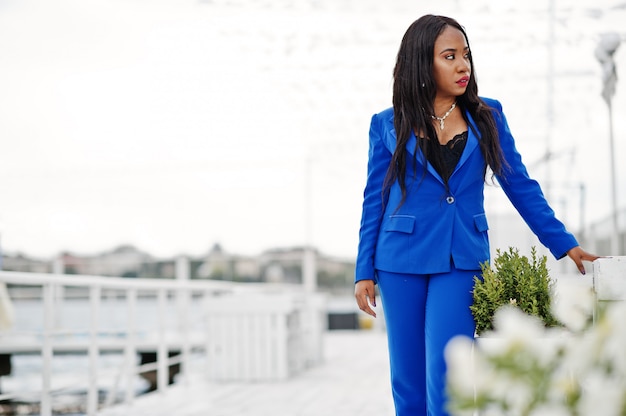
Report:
593,256,626,301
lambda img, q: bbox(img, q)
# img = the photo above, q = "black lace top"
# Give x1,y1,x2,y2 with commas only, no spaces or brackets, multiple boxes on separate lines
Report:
425,131,468,182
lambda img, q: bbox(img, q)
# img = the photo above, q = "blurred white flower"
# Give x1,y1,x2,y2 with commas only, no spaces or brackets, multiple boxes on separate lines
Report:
561,325,601,375
446,297,626,416
578,371,625,416
528,333,567,368
603,302,626,373
552,284,595,332
481,407,505,416
445,336,476,397
528,404,571,416
498,379,534,412
492,305,544,343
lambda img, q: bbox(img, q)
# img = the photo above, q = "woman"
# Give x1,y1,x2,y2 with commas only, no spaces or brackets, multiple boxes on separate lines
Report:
354,15,598,416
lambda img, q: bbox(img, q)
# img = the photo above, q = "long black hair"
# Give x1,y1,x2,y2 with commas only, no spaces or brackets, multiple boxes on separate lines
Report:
385,14,507,206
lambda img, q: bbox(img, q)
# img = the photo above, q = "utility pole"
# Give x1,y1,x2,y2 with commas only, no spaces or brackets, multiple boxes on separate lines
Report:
303,156,317,293
545,0,556,204
595,32,621,254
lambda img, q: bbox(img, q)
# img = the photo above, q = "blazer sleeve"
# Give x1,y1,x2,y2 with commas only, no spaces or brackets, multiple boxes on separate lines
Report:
355,113,392,283
491,99,579,259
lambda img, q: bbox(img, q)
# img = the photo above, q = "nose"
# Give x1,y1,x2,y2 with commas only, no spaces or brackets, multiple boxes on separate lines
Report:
458,59,471,74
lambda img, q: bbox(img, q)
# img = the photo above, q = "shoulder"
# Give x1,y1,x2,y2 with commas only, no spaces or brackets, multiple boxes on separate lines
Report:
369,107,395,136
369,107,397,150
372,107,394,124
478,96,503,112
477,97,509,127
376,106,394,117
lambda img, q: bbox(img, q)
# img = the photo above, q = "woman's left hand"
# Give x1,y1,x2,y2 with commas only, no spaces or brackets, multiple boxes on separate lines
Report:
566,246,600,275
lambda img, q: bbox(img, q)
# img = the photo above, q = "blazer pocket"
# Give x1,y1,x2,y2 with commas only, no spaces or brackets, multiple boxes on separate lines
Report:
473,213,489,232
384,215,415,234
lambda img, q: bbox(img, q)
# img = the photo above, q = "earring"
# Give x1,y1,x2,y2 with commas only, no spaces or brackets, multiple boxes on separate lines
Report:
421,83,425,88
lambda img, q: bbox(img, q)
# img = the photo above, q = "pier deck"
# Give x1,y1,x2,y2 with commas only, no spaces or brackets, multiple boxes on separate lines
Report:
98,330,395,416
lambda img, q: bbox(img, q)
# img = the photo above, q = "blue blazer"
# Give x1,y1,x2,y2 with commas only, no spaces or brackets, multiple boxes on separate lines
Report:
355,97,578,283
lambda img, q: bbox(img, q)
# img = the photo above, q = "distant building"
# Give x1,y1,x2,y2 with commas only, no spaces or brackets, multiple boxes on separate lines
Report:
1,252,51,274
258,247,309,284
195,245,354,292
60,245,154,277
257,247,354,294
1,243,356,293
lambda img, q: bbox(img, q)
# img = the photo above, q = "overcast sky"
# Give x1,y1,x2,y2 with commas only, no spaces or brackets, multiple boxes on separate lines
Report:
0,0,625,260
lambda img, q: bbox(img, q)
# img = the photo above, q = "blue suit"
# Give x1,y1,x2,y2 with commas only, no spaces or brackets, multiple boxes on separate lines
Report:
355,97,578,415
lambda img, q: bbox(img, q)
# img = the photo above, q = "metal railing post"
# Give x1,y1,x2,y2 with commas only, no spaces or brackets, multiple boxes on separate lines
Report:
87,285,101,415
125,288,138,404
41,282,54,416
157,288,168,393
176,256,190,385
52,258,64,331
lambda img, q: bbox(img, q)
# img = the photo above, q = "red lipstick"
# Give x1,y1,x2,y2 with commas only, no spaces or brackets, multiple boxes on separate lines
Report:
457,76,469,86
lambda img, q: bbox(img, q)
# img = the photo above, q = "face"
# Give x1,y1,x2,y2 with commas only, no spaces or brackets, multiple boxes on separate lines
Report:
432,26,471,99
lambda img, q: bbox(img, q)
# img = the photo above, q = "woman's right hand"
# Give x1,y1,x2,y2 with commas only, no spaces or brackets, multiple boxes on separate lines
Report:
355,279,377,318
566,246,600,275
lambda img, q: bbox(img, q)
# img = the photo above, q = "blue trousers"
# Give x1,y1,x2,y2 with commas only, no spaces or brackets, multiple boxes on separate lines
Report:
377,266,478,416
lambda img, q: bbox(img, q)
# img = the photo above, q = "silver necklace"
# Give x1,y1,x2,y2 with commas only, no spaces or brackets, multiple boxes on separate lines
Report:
431,102,456,130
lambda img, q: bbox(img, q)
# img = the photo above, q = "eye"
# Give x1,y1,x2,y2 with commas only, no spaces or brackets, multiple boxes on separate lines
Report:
445,54,455,60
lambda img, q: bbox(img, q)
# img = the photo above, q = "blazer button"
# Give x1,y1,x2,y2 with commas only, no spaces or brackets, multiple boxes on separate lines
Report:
446,196,455,204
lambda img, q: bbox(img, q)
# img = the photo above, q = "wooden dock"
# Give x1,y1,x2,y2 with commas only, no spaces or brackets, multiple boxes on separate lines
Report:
98,330,395,416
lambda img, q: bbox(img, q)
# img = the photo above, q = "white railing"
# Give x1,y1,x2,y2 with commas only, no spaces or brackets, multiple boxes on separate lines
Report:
0,260,326,416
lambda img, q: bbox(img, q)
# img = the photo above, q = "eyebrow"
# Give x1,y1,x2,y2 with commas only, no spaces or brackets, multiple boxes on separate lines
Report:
439,46,470,55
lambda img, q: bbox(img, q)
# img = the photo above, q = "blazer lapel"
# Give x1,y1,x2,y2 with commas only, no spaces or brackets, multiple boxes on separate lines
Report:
385,110,481,186
405,131,445,185
449,111,480,179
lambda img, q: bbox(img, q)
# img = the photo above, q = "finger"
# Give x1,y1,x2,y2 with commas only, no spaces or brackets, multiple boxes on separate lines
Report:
362,302,377,318
355,281,377,317
576,261,586,275
570,253,586,275
361,295,377,317
361,306,376,318
367,286,377,308
366,287,377,317
355,290,376,318
356,294,368,312
567,247,589,275
583,252,600,262
354,289,369,311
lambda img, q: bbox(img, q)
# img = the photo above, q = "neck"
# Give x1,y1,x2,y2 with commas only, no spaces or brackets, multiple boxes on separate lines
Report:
433,98,457,116
430,99,457,130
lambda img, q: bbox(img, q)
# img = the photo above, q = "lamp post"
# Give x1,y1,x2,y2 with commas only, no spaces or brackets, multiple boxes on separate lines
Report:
595,32,621,254
303,155,317,293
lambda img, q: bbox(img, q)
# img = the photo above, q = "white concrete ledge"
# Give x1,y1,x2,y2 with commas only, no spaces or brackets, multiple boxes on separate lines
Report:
593,256,626,301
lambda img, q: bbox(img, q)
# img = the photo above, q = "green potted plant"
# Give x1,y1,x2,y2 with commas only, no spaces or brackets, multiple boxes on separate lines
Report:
470,246,560,336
